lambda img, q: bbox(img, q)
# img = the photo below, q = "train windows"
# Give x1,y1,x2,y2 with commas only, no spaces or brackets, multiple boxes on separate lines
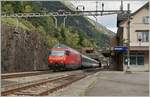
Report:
51,50,65,56
49,50,51,55
65,50,70,56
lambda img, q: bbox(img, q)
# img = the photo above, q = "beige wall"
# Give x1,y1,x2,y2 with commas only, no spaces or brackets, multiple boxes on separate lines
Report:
120,7,149,47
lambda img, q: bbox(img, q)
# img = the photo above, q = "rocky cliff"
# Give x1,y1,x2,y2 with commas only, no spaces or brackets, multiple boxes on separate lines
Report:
1,24,49,73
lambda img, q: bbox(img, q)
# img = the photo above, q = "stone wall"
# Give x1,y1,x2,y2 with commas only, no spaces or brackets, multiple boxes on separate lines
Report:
1,24,49,73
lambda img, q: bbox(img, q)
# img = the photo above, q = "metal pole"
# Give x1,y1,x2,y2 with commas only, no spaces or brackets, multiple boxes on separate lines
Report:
15,18,18,32
96,0,98,15
63,16,67,27
101,3,104,16
120,0,123,11
53,16,57,28
93,16,98,29
127,3,131,72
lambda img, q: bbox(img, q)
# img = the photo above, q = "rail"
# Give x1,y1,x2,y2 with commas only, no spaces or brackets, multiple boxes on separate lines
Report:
1,71,51,79
1,74,86,96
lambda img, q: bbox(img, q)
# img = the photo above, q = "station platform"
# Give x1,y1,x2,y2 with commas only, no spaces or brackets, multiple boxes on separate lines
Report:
85,71,149,96
51,71,149,96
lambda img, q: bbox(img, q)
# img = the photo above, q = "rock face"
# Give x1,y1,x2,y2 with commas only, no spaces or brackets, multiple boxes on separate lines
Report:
1,24,49,73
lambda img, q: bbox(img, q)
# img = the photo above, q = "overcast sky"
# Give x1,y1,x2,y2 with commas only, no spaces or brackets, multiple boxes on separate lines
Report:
71,0,149,32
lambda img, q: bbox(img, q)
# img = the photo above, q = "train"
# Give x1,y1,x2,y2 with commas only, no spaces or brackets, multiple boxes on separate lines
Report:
48,46,100,71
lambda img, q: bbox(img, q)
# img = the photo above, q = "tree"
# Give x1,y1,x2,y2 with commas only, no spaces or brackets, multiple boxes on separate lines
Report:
2,3,14,14
82,38,93,47
65,31,79,48
46,35,58,47
24,5,33,12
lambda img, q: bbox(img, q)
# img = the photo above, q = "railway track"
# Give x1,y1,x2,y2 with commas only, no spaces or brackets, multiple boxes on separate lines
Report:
2,67,102,79
1,73,87,96
1,70,51,79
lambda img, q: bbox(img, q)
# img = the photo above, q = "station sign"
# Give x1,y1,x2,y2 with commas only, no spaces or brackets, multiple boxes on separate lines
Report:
114,46,128,52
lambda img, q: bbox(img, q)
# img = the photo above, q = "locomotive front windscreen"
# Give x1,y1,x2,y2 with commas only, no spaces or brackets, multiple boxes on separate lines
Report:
50,50,65,56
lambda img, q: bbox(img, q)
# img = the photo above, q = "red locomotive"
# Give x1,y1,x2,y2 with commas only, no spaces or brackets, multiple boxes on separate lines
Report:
48,46,99,71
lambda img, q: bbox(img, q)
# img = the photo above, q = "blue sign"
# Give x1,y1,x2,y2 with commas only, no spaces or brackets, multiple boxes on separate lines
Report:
114,46,128,52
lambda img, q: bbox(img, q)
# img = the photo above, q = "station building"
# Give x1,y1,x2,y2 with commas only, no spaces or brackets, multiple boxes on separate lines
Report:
115,2,149,71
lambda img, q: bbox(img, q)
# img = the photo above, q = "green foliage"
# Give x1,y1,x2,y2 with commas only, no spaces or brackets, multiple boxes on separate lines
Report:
1,1,114,49
37,25,46,35
65,30,80,48
82,38,93,47
24,5,33,12
20,18,36,30
46,35,58,47
2,3,14,13
1,17,30,30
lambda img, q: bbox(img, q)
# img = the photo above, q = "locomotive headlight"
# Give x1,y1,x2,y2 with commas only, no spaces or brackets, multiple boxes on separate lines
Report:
49,61,52,63
62,56,66,60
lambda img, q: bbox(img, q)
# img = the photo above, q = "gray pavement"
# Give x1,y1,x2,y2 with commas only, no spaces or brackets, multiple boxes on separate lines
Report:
85,71,149,96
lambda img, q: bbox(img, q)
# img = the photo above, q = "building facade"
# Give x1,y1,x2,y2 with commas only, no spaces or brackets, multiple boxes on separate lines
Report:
116,2,149,71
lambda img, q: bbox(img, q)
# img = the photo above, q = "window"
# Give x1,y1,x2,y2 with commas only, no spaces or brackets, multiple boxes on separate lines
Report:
124,53,144,65
137,56,144,65
143,16,150,24
51,50,65,56
137,53,144,65
130,56,136,65
137,32,149,42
